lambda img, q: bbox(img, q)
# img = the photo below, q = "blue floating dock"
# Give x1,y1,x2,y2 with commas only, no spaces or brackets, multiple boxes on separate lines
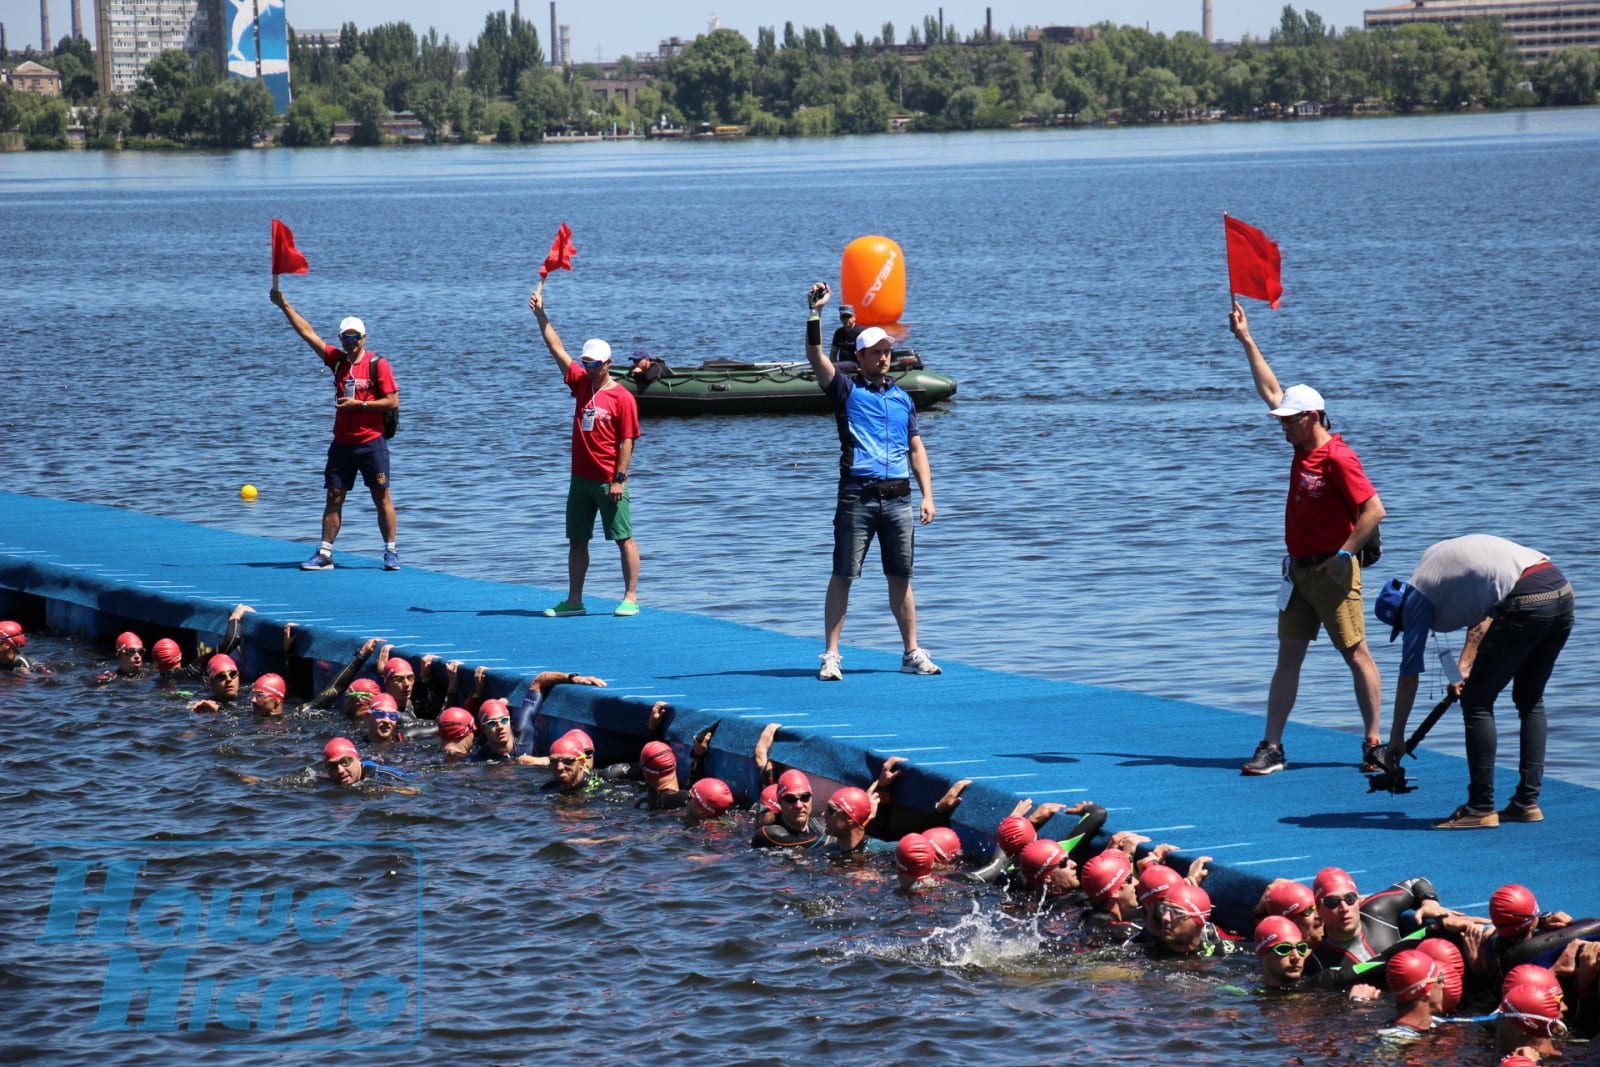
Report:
2,489,1595,927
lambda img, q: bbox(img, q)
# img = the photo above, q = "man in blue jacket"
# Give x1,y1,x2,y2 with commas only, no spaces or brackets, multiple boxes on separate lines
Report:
803,282,939,682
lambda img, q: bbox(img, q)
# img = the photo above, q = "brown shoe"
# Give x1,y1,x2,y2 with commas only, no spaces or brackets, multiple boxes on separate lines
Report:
1499,802,1544,823
1434,805,1499,830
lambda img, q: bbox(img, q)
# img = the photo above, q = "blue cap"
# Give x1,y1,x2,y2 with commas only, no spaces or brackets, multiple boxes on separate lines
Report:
1374,578,1411,642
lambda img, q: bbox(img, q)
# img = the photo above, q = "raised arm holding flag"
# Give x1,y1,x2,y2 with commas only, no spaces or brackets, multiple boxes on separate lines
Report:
271,218,309,290
535,222,577,295
1223,213,1283,309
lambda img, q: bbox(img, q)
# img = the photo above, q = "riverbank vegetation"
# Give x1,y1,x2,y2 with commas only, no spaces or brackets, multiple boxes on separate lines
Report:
2,5,1598,149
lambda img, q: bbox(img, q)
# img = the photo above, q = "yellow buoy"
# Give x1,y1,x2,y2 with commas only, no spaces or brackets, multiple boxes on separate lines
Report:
240,484,258,501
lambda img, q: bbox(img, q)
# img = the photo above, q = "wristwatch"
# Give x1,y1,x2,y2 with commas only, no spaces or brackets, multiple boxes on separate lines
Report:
613,472,628,482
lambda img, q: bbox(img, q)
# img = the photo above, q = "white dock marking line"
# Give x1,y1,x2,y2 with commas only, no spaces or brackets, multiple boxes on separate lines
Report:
916,759,987,767
1124,825,1196,834
1178,842,1255,852
804,723,853,728
1026,788,1088,794
966,773,1040,781
701,707,766,712
1234,855,1312,867
827,734,898,740
881,747,949,753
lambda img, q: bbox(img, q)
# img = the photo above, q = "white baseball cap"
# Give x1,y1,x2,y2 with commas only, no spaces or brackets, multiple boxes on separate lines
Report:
579,339,613,364
338,316,366,337
855,326,891,352
1269,384,1324,417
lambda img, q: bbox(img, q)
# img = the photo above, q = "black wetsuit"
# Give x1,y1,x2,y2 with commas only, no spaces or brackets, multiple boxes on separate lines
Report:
1145,924,1244,959
967,804,1110,885
1303,876,1438,987
752,814,828,849
1082,908,1145,948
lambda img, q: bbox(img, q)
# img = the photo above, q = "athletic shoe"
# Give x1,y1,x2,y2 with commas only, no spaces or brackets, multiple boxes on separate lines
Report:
1499,802,1544,823
1242,740,1287,776
383,549,401,571
1433,805,1499,830
300,550,334,571
613,600,640,617
1360,738,1385,773
542,601,587,618
900,648,941,675
818,651,843,681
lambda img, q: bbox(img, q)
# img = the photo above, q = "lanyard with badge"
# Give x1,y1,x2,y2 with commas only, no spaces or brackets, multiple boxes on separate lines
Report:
580,401,596,432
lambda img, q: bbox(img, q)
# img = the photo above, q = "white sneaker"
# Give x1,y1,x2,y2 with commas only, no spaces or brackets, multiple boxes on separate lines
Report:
818,651,843,681
901,648,941,675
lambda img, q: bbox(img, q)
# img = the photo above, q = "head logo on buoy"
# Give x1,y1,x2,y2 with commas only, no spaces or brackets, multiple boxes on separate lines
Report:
840,235,906,327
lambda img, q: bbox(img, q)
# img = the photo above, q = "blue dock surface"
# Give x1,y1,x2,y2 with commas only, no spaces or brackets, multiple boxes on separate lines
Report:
2,489,1595,926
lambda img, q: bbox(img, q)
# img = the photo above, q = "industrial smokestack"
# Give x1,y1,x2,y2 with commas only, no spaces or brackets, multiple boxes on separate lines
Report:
514,0,520,22
71,0,80,39
40,0,49,50
549,1,557,65
985,6,992,40
1203,0,1213,42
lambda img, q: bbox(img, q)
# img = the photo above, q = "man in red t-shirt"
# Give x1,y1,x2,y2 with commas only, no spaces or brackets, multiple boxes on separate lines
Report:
1230,299,1385,776
528,291,641,617
271,290,401,571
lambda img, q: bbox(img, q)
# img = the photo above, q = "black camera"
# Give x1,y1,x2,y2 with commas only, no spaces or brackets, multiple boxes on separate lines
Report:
807,281,830,306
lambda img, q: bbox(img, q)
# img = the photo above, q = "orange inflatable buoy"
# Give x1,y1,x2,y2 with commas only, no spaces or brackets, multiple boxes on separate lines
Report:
840,235,906,327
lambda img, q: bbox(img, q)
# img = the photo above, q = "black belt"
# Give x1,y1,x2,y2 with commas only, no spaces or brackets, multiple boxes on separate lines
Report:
1290,551,1338,567
851,479,911,500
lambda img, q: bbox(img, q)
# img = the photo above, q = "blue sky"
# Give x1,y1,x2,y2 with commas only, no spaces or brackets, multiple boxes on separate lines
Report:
5,0,1376,61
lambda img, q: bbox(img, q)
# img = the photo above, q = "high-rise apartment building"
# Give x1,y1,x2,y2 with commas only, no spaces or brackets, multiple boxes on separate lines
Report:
1365,0,1600,60
94,0,222,93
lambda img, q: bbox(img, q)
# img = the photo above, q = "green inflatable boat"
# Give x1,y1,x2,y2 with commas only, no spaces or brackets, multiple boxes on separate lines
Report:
614,350,958,416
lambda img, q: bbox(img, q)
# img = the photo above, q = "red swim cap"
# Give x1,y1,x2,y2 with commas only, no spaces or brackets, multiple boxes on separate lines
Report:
1503,963,1561,1000
1080,849,1133,903
323,737,359,761
996,814,1037,858
1387,949,1442,1002
827,787,872,828
438,707,475,742
1499,983,1565,1037
896,833,935,879
1490,884,1540,934
0,621,26,650
152,638,182,670
640,741,676,780
1266,880,1317,917
477,698,510,723
759,784,781,814
370,693,398,714
115,631,144,652
382,656,413,677
1312,867,1357,899
1416,938,1464,1010
688,778,735,818
564,728,595,754
251,673,287,699
1164,884,1212,922
1254,915,1303,957
924,826,961,864
777,769,811,798
1499,1057,1540,1067
348,678,381,701
550,734,586,760
1137,864,1184,906
1017,839,1067,886
206,653,237,678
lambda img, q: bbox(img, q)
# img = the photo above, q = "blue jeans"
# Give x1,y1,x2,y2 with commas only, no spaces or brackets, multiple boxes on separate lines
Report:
831,489,915,579
1460,588,1574,811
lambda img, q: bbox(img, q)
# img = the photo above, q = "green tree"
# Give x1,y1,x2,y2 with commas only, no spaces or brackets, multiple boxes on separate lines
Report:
1125,66,1191,119
348,84,387,144
1534,46,1600,105
660,27,755,123
281,93,334,144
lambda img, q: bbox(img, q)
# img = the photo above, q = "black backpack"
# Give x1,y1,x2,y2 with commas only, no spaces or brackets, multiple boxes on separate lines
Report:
367,355,398,439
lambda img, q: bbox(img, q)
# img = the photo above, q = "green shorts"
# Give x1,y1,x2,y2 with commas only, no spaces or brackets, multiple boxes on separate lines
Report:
1279,557,1366,650
565,476,632,542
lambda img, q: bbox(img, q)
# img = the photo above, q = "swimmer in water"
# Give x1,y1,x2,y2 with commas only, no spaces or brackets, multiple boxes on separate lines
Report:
1381,949,1448,1037
320,737,410,789
1255,879,1325,947
752,769,827,849
473,700,540,765
1497,976,1567,1057
1482,884,1574,982
0,621,37,672
823,786,886,855
896,833,938,892
1147,884,1243,958
345,677,382,717
190,654,243,712
681,777,736,827
1303,866,1465,984
437,707,476,759
365,693,404,744
540,733,593,792
1254,916,1313,990
634,740,688,811
96,631,146,681
251,673,288,717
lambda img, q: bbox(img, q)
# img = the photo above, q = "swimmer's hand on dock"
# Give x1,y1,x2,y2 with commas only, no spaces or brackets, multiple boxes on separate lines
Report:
935,779,972,815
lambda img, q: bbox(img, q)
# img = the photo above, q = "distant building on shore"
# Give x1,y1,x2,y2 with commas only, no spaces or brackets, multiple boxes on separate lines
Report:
1363,0,1600,60
92,0,288,110
8,58,63,94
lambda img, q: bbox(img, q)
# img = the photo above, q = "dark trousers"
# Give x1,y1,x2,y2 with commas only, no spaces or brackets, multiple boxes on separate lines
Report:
1460,589,1574,811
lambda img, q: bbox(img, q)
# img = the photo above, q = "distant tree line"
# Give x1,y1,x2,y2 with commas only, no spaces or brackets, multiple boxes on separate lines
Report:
2,5,1599,149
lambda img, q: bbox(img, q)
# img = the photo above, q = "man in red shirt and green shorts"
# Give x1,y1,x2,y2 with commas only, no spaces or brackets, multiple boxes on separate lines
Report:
1230,299,1386,776
529,291,642,617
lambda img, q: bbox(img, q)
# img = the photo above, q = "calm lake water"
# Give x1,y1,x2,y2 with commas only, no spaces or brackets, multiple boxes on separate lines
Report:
3,111,1599,1064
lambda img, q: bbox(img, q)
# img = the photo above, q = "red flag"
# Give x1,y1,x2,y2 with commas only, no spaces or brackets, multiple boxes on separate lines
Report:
271,218,309,276
539,222,577,279
1224,214,1282,309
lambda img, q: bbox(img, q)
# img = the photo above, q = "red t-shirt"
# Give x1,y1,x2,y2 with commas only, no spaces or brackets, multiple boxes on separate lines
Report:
1284,434,1376,557
564,362,640,482
322,344,397,445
